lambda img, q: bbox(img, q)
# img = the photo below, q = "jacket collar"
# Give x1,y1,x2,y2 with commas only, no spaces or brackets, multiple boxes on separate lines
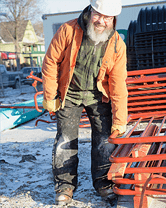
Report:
77,5,91,33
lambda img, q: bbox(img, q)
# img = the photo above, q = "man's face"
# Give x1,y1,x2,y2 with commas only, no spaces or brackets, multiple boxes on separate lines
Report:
90,8,114,34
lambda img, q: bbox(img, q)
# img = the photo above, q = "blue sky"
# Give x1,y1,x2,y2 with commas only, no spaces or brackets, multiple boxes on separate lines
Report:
42,0,163,14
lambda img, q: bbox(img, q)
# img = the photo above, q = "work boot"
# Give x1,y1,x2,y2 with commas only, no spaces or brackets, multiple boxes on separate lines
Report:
55,188,73,205
98,186,118,201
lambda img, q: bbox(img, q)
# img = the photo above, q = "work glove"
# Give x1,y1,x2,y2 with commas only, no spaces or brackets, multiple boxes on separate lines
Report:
111,124,126,137
42,97,61,112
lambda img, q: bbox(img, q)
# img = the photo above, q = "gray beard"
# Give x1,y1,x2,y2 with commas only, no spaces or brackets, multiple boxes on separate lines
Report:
87,22,112,45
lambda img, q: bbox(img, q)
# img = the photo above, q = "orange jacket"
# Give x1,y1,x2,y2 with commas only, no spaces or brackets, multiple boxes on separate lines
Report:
42,18,128,126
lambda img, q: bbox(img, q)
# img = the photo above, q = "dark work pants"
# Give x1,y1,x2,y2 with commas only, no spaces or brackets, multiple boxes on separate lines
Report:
52,99,115,192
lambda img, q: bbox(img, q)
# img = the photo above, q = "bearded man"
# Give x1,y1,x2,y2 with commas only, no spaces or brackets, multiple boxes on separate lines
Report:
42,0,128,205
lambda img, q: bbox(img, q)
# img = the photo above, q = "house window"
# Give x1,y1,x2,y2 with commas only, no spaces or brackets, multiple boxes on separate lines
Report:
52,23,62,35
37,45,40,51
23,46,30,52
33,45,37,52
41,45,45,52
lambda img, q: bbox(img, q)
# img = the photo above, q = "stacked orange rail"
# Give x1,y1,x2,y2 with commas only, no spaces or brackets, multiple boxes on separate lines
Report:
108,67,166,208
127,67,166,117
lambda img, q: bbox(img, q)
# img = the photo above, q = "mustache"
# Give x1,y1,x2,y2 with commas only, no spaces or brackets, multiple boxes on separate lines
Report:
87,21,112,44
94,22,106,28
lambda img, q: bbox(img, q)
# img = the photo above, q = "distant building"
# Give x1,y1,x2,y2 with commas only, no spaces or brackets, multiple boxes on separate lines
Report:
0,20,45,70
42,1,166,51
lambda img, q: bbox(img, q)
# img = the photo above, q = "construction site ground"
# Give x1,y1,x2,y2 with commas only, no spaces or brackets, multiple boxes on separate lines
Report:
0,86,166,208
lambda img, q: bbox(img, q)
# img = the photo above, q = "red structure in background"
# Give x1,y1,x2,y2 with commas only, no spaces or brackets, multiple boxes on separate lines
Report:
108,67,166,208
1,52,16,60
0,52,17,71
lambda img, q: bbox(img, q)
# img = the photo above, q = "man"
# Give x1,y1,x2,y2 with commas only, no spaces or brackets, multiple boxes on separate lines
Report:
42,0,128,205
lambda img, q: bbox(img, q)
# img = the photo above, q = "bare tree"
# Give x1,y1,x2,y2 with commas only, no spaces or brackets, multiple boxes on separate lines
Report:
33,21,44,38
1,0,43,23
0,0,43,70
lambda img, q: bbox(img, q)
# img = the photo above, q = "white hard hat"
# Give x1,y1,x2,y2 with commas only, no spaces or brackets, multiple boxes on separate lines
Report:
90,0,122,16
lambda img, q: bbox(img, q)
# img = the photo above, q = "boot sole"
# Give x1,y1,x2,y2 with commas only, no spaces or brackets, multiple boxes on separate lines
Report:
55,198,72,206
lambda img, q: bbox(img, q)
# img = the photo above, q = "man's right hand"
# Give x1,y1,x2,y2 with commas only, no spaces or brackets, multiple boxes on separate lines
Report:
111,124,126,138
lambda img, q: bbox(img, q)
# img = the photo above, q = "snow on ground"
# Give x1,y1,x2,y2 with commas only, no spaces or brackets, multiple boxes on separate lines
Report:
0,83,42,105
0,85,166,208
1,114,117,208
0,85,118,208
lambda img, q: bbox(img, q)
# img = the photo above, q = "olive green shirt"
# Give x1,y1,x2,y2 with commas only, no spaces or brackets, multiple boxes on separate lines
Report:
66,35,107,106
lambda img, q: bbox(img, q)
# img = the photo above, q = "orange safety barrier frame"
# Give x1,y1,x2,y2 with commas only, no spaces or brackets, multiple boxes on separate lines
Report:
108,67,166,208
108,114,166,208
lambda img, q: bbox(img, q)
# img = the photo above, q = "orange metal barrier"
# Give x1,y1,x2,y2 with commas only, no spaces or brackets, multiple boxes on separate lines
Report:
108,67,166,208
108,114,166,208
127,67,166,117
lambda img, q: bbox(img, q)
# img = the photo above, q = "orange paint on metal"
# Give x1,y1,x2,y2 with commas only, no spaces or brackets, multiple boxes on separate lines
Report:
108,67,166,208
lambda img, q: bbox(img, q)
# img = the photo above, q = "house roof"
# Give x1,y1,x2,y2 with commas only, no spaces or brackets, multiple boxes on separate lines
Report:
0,20,29,43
